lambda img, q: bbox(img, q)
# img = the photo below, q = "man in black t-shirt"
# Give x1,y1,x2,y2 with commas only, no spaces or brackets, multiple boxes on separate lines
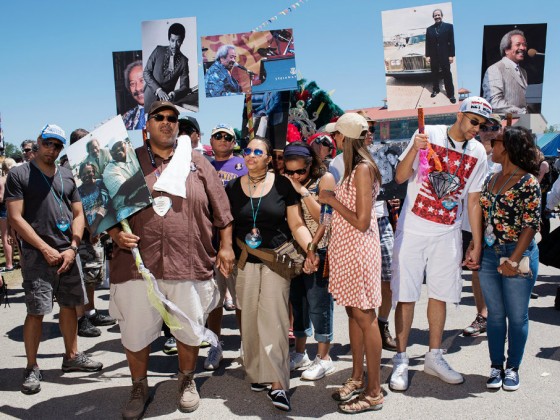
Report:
6,124,103,395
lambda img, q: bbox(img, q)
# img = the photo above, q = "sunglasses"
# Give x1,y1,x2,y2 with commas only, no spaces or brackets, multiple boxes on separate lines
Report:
243,147,265,157
41,139,64,151
212,132,234,142
22,148,33,153
463,113,482,127
314,136,333,149
284,167,309,176
490,139,503,147
480,125,500,133
150,114,178,123
368,126,376,133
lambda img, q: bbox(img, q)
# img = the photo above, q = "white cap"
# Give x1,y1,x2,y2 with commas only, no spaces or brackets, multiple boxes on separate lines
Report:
335,113,368,139
324,122,337,133
459,96,492,121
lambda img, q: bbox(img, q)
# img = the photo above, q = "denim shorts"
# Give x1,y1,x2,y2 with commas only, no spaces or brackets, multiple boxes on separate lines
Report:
21,247,86,315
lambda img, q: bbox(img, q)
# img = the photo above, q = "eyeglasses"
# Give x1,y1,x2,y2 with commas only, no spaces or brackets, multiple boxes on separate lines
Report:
490,139,503,147
212,132,234,142
41,139,64,151
150,114,178,123
22,148,33,153
243,147,265,157
368,126,376,133
463,113,482,127
314,136,334,149
480,125,500,133
284,167,309,175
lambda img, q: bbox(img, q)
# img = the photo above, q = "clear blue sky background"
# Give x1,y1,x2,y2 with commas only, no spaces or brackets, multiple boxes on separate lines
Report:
0,0,557,147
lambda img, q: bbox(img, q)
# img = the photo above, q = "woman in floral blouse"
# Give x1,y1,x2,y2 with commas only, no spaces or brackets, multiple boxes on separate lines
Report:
476,126,541,392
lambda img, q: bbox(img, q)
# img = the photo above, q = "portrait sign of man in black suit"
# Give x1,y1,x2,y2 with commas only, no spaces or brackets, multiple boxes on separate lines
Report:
425,9,456,103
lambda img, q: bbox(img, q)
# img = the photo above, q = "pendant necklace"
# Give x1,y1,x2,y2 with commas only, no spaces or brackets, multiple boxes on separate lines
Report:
245,173,268,248
146,141,173,217
484,167,520,246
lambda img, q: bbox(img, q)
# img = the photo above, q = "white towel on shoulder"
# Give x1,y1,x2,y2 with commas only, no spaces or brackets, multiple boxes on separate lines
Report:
153,135,192,198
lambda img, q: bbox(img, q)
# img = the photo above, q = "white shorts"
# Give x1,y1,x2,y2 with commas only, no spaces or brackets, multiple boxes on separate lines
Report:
109,279,218,351
391,229,463,305
215,265,237,306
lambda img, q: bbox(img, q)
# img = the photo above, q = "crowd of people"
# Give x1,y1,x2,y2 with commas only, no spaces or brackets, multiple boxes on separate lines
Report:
1,96,558,418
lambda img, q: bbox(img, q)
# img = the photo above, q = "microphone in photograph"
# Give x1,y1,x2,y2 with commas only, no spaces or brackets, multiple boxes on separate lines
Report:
234,63,255,75
527,48,545,57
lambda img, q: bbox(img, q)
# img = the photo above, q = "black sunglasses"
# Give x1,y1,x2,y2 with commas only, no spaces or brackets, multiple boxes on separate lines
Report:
284,167,309,175
314,136,333,149
41,139,64,151
212,132,234,142
22,148,33,153
368,126,376,133
480,125,500,133
463,113,482,127
490,138,503,147
150,114,178,123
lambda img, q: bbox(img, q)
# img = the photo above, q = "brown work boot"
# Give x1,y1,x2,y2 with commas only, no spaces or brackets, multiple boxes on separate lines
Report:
378,319,397,351
122,377,150,420
178,371,200,413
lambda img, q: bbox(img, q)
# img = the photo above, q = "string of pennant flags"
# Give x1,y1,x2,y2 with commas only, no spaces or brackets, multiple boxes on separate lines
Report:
252,0,311,32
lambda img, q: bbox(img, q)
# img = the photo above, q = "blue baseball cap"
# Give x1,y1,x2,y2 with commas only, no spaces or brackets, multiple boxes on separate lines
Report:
41,124,67,145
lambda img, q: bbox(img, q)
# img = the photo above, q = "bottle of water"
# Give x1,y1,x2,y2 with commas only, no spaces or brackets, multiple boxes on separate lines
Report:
320,204,333,225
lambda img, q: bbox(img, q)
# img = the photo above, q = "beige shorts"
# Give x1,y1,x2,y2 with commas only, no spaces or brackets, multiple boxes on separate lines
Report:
109,278,219,351
391,229,463,305
215,265,237,306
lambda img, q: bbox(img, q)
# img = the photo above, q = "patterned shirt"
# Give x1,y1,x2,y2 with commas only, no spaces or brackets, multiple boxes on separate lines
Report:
204,61,242,97
480,173,541,244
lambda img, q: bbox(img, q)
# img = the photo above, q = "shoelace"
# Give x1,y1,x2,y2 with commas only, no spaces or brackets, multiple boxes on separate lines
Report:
433,353,453,371
504,369,517,381
207,345,222,363
489,368,502,379
131,382,145,399
271,389,287,399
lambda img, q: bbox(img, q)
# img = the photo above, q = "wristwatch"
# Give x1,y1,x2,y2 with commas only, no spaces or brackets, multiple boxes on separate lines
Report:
69,245,79,254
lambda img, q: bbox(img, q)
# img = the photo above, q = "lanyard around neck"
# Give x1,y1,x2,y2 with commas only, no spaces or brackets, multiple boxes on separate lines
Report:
248,173,268,229
39,167,64,214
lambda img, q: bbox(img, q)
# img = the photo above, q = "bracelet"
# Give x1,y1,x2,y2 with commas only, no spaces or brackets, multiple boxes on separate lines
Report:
307,242,318,252
301,190,310,198
505,258,518,268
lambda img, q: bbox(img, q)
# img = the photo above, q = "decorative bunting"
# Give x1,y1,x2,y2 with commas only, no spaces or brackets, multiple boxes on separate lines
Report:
252,0,310,32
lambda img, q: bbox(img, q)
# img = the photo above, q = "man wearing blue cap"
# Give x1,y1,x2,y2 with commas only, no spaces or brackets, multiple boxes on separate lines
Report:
6,124,103,395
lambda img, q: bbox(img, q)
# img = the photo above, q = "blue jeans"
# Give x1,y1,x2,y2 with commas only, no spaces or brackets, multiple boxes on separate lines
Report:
290,249,334,343
479,240,538,368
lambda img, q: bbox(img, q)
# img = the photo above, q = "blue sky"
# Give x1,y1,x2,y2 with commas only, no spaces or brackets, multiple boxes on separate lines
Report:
0,0,557,147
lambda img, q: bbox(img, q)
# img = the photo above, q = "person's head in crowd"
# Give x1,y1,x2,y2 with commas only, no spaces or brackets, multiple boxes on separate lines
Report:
334,112,381,183
70,128,89,145
432,8,443,24
358,112,376,147
146,101,180,148
492,126,540,176
124,60,144,107
36,124,66,165
271,149,284,174
500,29,527,64
86,139,102,158
243,137,273,174
216,44,237,71
210,124,236,160
109,141,127,163
20,139,37,162
455,96,492,141
2,157,16,175
79,162,97,185
386,146,400,167
283,141,325,186
307,132,336,162
179,115,202,149
168,23,186,56
478,114,502,155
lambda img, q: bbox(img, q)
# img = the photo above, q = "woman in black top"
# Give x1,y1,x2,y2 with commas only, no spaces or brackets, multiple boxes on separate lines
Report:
226,137,312,412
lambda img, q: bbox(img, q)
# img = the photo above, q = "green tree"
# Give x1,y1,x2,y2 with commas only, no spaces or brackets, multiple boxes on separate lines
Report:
4,142,23,160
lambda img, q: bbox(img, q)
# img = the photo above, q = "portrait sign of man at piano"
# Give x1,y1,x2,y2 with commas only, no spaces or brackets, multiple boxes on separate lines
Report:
204,44,243,97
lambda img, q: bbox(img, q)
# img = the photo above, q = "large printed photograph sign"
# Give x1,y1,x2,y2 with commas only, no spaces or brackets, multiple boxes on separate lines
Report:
368,142,408,200
142,17,199,114
113,50,145,131
201,29,297,98
381,2,458,111
66,116,152,236
480,23,547,115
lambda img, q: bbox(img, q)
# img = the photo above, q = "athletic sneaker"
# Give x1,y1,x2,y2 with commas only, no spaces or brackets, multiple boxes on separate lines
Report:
289,350,311,371
204,342,223,370
163,337,178,355
268,389,291,411
251,383,269,392
389,353,409,391
21,366,42,394
89,310,117,327
77,316,101,337
424,349,464,384
301,356,335,381
503,367,520,391
486,367,504,389
61,352,103,372
463,313,487,337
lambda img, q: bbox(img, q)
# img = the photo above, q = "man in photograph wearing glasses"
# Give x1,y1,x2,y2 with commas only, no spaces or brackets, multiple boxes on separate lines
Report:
20,139,37,162
388,97,490,392
6,124,103,395
108,101,233,418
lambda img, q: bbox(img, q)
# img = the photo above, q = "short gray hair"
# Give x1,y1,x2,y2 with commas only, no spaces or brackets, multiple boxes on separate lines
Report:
499,29,525,57
216,44,235,61
124,60,143,91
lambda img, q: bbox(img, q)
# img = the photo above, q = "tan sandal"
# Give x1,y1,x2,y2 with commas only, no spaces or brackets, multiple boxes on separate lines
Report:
331,377,365,402
339,392,384,414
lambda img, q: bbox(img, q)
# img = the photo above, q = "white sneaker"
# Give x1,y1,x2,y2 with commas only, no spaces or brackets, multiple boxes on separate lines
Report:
301,356,335,381
289,351,311,371
424,349,464,384
204,342,223,370
389,353,409,391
